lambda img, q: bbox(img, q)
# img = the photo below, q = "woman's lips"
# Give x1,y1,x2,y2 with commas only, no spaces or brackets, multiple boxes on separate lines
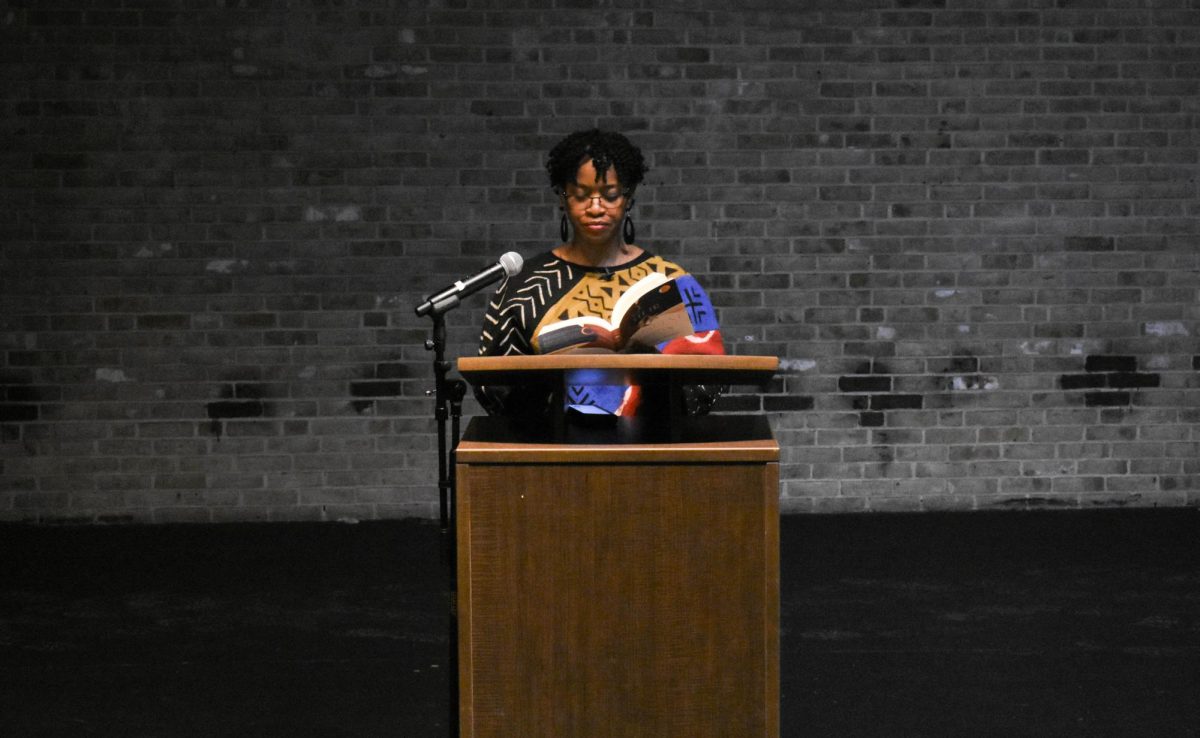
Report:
584,222,609,230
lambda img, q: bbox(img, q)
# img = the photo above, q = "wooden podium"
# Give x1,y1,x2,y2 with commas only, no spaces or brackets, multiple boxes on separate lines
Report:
454,355,780,737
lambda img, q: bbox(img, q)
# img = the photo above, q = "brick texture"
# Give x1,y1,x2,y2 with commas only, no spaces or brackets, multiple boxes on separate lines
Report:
1,1,1198,522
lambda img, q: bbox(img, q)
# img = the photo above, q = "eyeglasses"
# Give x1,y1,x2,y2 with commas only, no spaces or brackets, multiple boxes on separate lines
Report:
562,187,629,210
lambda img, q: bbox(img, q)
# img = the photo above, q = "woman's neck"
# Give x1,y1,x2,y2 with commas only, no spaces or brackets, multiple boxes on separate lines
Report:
555,240,642,268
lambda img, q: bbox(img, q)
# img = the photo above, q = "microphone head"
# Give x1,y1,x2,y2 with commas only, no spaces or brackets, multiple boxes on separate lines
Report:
499,251,523,277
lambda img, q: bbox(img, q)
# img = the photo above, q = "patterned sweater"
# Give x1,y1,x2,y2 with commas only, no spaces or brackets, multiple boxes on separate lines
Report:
475,250,724,417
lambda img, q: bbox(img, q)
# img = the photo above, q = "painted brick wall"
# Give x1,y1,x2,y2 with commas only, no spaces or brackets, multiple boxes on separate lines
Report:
1,1,1198,523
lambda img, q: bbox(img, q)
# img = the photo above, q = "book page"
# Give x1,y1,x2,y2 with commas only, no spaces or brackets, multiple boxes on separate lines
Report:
609,272,669,329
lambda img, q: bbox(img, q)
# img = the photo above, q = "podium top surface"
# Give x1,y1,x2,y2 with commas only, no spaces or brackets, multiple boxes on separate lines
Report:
456,414,779,463
458,354,779,386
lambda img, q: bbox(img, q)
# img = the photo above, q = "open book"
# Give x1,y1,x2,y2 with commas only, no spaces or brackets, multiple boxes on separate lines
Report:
533,273,716,354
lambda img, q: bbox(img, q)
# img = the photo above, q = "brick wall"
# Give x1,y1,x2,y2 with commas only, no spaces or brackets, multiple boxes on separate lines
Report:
1,0,1197,523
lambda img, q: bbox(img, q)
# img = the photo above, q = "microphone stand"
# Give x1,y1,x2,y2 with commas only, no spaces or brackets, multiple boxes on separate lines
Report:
415,255,519,735
423,309,465,736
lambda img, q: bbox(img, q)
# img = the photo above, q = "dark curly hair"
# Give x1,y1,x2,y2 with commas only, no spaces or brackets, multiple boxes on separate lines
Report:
546,129,648,194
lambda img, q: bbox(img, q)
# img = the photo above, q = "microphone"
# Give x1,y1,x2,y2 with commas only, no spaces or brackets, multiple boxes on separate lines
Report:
414,251,523,317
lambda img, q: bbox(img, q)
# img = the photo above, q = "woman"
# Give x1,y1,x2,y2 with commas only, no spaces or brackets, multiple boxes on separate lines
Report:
476,129,724,418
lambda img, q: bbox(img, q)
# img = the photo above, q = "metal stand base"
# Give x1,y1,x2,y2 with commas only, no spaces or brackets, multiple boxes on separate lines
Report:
422,313,465,735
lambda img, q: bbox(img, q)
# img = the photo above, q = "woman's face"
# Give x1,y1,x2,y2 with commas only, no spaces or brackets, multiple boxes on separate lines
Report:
562,158,627,248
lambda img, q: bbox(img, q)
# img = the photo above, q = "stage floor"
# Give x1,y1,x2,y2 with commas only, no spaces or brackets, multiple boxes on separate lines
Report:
2,509,1198,736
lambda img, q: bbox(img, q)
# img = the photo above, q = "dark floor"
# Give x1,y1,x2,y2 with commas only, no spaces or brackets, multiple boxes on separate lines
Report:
1,509,1199,737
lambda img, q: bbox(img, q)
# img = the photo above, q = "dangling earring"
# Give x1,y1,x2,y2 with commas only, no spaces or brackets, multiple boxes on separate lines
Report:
623,214,636,245
560,212,570,243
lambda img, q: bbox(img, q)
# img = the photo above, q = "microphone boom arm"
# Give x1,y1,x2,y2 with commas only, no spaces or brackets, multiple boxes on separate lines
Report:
414,251,522,317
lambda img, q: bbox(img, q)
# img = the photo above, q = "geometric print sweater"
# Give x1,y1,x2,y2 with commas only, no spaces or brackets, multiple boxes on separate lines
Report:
475,250,724,417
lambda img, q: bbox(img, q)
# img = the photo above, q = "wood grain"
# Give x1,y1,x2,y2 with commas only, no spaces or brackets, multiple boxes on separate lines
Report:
455,437,779,464
457,456,779,737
